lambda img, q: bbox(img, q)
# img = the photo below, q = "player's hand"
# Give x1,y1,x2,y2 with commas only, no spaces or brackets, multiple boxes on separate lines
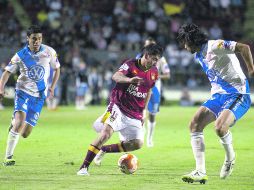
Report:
48,87,55,99
129,77,144,84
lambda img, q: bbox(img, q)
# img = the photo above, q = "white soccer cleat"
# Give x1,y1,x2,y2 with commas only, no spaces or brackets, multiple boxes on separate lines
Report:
77,167,90,176
94,150,106,166
220,157,235,179
182,170,208,184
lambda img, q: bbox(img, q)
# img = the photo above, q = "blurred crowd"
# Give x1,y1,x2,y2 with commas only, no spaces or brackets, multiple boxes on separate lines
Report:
0,0,249,106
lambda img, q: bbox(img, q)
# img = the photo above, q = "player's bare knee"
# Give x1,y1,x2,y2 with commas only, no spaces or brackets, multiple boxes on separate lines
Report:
189,119,200,132
215,120,228,137
12,121,24,132
21,133,29,138
132,139,143,150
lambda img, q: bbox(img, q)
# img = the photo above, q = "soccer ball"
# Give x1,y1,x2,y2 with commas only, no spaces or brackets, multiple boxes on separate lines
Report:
118,153,138,174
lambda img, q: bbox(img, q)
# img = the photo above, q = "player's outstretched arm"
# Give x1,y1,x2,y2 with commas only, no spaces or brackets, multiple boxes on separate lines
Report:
112,71,143,84
0,70,11,100
235,42,254,77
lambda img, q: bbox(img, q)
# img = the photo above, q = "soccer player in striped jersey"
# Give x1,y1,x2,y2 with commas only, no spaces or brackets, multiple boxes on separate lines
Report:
177,23,254,184
0,25,60,166
77,43,162,176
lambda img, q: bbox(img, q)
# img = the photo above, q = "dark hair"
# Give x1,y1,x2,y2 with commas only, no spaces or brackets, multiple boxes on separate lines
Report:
27,25,42,37
146,37,156,43
177,23,208,47
142,43,163,58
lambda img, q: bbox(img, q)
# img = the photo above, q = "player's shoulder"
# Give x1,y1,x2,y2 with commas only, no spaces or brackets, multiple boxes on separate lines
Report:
121,58,136,67
123,58,136,65
41,44,56,53
16,45,29,55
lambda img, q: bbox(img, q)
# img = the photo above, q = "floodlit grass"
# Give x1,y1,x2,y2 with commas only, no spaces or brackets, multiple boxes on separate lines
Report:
0,106,254,190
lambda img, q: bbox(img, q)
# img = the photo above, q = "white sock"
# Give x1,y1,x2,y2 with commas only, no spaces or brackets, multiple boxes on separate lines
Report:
220,131,235,161
191,132,206,173
5,129,19,159
147,121,156,143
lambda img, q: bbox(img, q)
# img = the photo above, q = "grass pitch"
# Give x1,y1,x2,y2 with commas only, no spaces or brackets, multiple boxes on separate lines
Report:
0,106,254,190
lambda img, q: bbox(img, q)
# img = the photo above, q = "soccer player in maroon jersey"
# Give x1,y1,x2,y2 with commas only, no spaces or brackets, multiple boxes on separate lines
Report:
77,43,163,176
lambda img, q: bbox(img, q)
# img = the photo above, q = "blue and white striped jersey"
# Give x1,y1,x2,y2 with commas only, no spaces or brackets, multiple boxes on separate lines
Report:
195,40,249,95
5,44,60,98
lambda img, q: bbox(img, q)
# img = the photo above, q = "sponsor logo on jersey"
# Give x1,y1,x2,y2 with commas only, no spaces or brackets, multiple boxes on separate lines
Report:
28,65,45,81
127,84,147,98
151,73,156,81
133,69,138,75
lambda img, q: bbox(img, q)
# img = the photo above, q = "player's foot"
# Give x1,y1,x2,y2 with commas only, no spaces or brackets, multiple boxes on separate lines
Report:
94,150,106,166
3,158,15,166
220,157,235,179
147,140,154,147
182,170,208,184
77,167,90,176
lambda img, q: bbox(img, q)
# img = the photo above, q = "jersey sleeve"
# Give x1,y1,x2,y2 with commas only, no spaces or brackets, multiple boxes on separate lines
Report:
5,53,20,73
49,47,60,69
118,61,131,75
159,56,170,74
211,40,237,54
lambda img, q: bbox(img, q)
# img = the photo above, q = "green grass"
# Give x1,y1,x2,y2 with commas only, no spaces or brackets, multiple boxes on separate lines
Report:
0,106,254,190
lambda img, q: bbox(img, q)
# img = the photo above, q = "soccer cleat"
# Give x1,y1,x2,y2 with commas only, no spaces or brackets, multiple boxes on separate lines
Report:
77,167,90,176
3,158,15,166
182,170,208,184
220,157,235,179
94,150,106,166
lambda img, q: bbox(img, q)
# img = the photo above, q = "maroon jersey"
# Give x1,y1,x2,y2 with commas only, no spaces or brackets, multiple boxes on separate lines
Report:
111,59,158,120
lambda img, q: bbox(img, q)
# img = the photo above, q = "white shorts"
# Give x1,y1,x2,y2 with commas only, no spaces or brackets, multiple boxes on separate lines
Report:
104,104,144,142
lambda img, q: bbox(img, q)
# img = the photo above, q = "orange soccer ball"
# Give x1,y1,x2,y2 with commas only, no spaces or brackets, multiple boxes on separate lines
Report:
118,153,138,174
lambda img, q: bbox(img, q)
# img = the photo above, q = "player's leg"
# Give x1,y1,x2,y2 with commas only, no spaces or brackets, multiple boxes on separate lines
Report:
20,124,33,138
146,86,160,147
77,123,114,175
99,117,144,153
3,90,30,166
182,106,216,184
4,94,45,166
4,111,26,166
92,111,111,133
217,94,251,179
147,113,156,147
94,108,143,166
215,110,236,179
92,113,111,165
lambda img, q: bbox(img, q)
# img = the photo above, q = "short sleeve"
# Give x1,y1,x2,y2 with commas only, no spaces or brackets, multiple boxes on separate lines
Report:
5,53,20,73
211,40,236,54
118,62,130,75
49,47,60,69
159,57,170,74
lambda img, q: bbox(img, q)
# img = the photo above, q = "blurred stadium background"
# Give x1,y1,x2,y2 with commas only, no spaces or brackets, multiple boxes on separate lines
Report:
0,0,254,107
